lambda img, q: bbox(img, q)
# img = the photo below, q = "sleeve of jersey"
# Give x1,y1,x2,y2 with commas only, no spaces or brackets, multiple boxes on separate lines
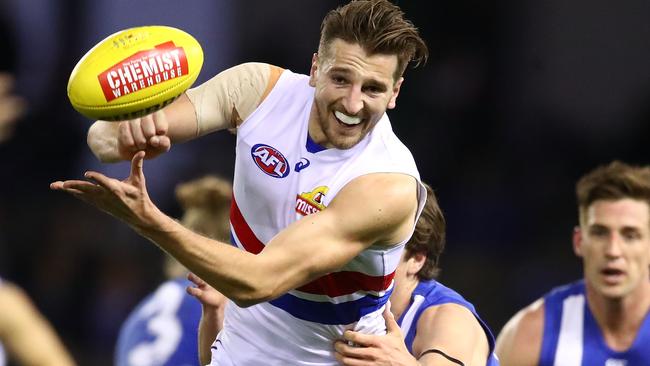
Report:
185,62,281,136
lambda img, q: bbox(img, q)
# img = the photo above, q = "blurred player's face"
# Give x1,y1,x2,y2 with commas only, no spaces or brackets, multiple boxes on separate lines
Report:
308,39,403,150
574,199,650,300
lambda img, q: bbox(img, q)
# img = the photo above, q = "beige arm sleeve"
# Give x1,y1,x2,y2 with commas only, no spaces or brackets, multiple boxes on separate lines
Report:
186,62,284,136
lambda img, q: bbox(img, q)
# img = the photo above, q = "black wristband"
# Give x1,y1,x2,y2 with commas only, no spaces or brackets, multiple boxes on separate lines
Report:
418,348,465,366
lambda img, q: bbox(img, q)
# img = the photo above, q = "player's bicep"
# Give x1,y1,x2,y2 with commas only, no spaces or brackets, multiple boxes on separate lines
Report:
186,62,283,135
413,304,488,365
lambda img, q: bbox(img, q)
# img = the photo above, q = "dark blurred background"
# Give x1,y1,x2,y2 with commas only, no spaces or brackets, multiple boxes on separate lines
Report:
1,0,649,364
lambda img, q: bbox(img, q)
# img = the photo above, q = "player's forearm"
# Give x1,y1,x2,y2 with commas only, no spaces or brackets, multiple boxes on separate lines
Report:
198,308,222,365
139,213,274,306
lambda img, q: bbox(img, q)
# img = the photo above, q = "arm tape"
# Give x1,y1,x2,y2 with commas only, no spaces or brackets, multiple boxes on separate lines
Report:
418,348,465,366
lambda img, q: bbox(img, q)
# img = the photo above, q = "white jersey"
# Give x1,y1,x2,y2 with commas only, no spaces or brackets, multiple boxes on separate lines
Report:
210,70,425,365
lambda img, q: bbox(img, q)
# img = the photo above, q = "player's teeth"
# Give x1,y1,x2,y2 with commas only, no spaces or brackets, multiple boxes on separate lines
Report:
335,111,361,125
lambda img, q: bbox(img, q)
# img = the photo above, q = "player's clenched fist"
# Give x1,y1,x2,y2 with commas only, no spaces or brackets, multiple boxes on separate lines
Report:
88,110,171,163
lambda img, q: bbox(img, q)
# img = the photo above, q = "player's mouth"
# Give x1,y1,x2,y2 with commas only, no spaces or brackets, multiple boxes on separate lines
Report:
600,267,625,284
334,111,362,127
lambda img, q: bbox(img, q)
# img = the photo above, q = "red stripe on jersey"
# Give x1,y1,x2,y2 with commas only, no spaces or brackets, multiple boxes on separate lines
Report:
297,271,395,298
231,196,395,297
230,197,265,254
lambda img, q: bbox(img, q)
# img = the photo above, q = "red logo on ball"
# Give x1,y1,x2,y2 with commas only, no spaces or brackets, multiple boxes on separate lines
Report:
98,41,189,102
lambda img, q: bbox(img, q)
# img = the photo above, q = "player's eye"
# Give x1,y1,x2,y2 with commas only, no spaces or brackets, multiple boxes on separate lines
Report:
589,226,608,237
331,75,347,84
621,229,641,242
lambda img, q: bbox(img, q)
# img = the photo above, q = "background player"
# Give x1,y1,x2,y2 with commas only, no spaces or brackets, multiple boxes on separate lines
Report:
51,1,429,364
495,161,650,365
114,176,231,366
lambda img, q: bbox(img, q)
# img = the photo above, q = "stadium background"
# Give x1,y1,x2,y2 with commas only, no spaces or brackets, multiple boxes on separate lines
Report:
1,0,649,364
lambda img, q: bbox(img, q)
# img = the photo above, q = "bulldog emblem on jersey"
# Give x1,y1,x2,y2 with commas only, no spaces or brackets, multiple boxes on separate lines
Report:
251,143,290,178
296,186,329,216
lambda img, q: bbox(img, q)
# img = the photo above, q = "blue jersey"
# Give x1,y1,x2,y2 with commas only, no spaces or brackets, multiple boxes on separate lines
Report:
540,280,650,366
115,277,202,366
397,280,499,366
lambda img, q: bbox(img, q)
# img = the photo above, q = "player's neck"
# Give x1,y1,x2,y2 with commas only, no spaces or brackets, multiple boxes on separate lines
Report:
586,280,650,351
308,104,330,148
389,276,419,320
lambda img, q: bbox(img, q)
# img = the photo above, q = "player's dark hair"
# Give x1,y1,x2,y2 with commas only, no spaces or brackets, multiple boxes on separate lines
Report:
319,0,428,80
404,183,446,280
576,161,650,225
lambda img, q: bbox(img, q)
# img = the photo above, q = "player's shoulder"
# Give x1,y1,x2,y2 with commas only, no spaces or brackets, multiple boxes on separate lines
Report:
420,301,480,329
332,173,417,211
228,62,284,77
495,297,544,365
512,298,545,338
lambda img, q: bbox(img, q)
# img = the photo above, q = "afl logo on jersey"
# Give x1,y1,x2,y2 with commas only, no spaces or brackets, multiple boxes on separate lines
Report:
251,143,290,178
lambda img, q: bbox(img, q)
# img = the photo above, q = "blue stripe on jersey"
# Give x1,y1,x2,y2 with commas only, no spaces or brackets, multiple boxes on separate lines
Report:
230,231,237,247
582,305,604,365
269,288,392,325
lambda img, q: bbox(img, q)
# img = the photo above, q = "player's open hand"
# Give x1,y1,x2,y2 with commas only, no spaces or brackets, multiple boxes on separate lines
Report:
334,306,418,366
186,272,227,310
50,151,163,231
187,271,227,334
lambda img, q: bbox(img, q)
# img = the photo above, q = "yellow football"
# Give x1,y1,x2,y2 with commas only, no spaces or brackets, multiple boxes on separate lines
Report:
67,25,203,121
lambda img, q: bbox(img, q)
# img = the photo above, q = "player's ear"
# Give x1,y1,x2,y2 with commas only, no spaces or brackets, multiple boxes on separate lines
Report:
572,226,584,257
309,53,319,87
387,77,403,110
407,252,426,276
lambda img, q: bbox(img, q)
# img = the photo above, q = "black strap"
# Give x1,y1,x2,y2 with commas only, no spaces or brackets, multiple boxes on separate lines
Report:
418,348,465,366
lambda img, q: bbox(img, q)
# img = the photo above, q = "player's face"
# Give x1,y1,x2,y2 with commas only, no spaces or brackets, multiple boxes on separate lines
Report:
308,39,403,150
574,198,650,300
